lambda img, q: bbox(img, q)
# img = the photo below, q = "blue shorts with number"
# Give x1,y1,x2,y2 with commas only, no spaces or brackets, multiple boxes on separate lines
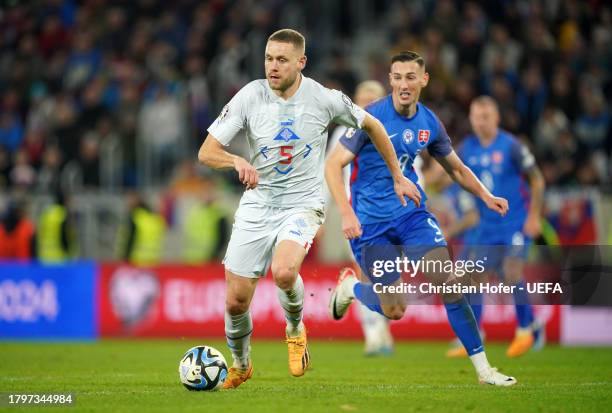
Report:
350,207,447,285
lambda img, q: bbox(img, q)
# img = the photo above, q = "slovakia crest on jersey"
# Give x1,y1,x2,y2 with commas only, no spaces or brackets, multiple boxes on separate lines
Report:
402,129,414,144
418,130,430,146
492,151,503,164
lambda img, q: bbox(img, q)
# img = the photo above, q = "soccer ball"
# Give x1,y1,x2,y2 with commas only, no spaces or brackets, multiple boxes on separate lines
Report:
178,346,228,391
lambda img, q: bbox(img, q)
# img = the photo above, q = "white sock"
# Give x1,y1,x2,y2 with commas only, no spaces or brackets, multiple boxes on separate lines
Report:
277,274,305,337
357,301,389,350
381,318,394,349
225,311,252,369
469,351,491,376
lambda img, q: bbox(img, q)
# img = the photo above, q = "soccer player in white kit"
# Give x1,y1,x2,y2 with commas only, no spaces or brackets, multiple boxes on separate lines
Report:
198,29,421,389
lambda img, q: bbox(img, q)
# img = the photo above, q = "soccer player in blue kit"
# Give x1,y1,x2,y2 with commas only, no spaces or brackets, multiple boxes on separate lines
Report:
454,96,546,358
326,51,517,385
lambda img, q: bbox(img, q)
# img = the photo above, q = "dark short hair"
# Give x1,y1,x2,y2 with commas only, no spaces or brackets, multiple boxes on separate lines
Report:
268,29,306,53
390,51,425,68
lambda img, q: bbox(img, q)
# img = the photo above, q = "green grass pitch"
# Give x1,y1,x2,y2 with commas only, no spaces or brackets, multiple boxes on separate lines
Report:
1,340,611,412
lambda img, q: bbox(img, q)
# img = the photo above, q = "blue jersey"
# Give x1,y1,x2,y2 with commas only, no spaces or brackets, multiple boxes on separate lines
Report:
339,97,452,224
444,183,477,244
458,130,535,230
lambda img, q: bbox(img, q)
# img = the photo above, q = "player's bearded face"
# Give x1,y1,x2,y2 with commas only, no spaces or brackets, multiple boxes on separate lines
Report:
389,61,429,108
265,41,306,92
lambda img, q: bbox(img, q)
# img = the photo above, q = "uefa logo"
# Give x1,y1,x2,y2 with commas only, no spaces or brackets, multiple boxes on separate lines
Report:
402,129,414,144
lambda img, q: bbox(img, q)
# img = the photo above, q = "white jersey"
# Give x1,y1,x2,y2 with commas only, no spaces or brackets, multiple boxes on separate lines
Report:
208,76,366,209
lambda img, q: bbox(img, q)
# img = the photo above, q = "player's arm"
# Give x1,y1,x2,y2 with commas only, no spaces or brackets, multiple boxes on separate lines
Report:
325,143,362,239
198,134,258,189
513,141,545,237
361,114,421,207
523,167,545,237
435,150,508,216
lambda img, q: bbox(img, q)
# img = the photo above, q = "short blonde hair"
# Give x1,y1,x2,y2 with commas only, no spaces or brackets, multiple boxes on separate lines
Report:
355,80,386,99
268,29,306,54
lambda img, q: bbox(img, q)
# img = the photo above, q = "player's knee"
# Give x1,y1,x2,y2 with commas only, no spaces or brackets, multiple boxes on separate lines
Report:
271,263,298,290
382,304,405,320
226,296,250,315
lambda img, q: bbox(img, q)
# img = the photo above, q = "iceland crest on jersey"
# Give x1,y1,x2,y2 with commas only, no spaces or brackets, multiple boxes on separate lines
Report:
274,127,301,143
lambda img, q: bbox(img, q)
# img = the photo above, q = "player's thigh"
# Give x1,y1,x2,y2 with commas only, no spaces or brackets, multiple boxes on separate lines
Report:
224,205,276,278
397,209,447,250
271,208,324,285
225,269,259,314
270,240,308,288
350,222,400,285
397,209,447,271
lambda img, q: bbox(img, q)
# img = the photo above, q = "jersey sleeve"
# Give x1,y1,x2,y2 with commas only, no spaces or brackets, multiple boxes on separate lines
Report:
427,117,453,158
207,84,252,146
326,89,367,129
509,139,537,174
339,127,368,155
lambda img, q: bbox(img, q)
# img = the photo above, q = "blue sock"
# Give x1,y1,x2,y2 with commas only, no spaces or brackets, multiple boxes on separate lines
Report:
513,281,534,328
445,297,483,356
468,292,483,327
353,283,385,318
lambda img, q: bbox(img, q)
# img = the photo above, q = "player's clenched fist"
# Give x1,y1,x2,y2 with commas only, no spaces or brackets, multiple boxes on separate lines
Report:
484,195,508,216
393,177,421,208
341,209,363,239
233,156,259,189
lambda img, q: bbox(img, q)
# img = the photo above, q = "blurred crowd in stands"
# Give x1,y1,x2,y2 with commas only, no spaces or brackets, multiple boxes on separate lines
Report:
0,0,609,194
0,1,611,262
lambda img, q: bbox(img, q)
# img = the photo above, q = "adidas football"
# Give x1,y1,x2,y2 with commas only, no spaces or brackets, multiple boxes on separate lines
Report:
178,345,228,391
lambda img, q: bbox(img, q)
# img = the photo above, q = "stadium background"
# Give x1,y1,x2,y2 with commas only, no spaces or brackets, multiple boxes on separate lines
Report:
0,0,611,345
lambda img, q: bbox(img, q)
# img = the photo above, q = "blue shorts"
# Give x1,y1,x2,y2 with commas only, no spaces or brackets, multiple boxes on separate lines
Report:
465,223,532,274
350,208,447,284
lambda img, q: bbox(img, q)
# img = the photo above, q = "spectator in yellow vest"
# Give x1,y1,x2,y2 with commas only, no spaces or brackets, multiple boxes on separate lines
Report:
36,191,75,262
118,192,166,266
182,181,228,263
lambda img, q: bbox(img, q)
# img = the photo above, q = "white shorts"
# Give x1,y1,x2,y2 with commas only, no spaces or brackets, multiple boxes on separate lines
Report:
223,203,325,278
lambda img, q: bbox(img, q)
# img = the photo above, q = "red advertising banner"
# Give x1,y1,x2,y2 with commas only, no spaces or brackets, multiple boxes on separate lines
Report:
98,263,560,341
